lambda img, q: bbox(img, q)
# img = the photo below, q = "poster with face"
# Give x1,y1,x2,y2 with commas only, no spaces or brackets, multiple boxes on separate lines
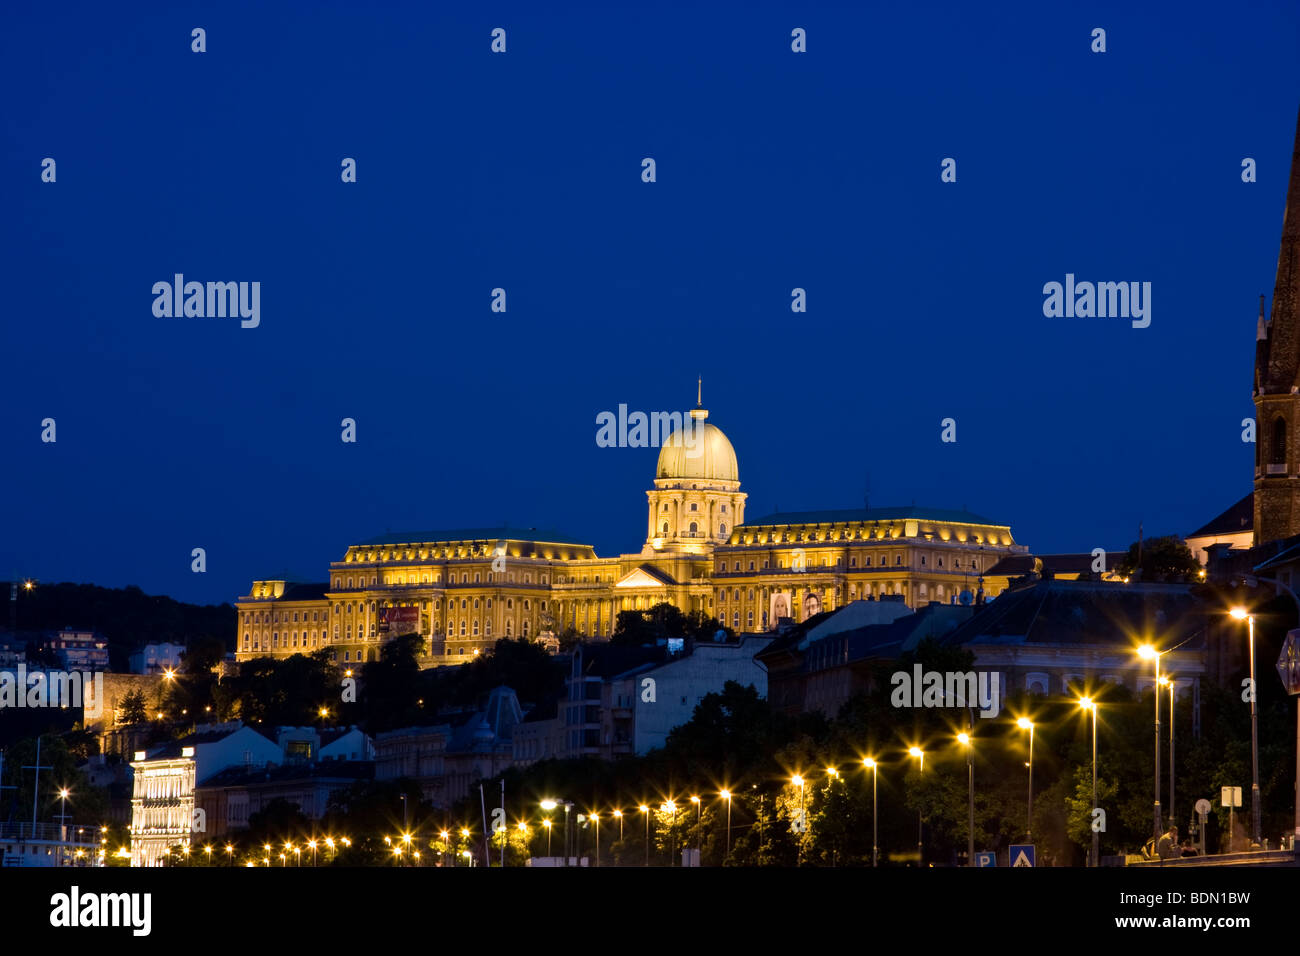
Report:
769,591,791,628
803,591,822,620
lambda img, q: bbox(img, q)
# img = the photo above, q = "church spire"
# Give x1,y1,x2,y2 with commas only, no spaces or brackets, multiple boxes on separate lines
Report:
1253,104,1300,547
1262,104,1300,391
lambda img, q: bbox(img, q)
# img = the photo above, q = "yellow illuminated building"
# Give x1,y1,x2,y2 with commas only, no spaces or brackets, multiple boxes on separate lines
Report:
235,398,1025,665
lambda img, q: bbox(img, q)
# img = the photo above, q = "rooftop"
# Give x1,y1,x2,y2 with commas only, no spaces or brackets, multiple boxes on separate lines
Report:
740,506,1004,527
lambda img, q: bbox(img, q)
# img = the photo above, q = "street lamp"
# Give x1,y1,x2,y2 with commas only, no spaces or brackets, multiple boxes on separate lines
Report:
662,801,678,866
689,795,701,859
862,759,878,867
908,747,924,864
791,775,806,865
1016,717,1034,841
957,732,975,867
719,790,732,862
1230,607,1262,847
613,809,623,843
1158,675,1176,829
1079,697,1099,867
1136,644,1164,843
542,819,552,857
639,805,650,866
591,811,600,867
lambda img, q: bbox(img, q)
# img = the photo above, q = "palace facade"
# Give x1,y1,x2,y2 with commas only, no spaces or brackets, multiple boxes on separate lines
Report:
236,401,1027,665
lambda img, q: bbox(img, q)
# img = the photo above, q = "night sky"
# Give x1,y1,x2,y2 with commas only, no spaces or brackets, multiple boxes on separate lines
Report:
3,2,1299,606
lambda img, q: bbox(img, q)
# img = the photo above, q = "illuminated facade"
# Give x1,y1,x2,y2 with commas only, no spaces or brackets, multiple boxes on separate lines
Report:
236,399,1025,665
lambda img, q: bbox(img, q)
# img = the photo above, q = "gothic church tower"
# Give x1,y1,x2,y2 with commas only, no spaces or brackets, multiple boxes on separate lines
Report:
1254,105,1300,545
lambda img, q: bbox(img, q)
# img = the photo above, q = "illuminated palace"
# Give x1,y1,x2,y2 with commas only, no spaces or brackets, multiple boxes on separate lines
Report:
235,400,1027,665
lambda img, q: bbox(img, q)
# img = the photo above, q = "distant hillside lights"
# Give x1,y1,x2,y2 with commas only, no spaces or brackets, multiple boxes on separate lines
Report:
152,275,260,328
595,406,702,455
1042,274,1150,329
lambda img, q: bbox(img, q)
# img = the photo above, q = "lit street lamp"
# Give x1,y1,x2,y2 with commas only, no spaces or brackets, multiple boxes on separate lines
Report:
1016,718,1034,841
1230,607,1262,846
1079,697,1098,867
720,790,732,862
908,747,924,865
1158,675,1176,828
639,805,650,866
791,775,805,865
1137,644,1165,843
957,732,975,867
862,759,878,867
689,795,701,860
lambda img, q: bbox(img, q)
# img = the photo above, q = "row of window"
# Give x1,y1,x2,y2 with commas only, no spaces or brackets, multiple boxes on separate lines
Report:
332,571,544,588
718,554,983,572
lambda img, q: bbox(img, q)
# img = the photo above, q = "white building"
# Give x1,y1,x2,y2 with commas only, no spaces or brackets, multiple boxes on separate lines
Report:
128,723,281,866
129,642,186,675
628,635,772,753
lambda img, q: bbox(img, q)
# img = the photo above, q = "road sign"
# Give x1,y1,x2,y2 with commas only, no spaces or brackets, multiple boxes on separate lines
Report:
1221,786,1242,808
976,851,996,867
1009,844,1035,867
1194,798,1211,818
1278,631,1300,695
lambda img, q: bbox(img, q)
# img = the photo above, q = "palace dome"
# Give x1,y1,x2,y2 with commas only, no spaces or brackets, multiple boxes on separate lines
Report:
656,409,739,483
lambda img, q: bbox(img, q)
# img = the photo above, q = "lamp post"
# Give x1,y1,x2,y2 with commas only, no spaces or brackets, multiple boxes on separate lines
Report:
862,758,878,867
591,811,599,867
690,795,701,861
908,747,924,865
1236,573,1300,843
639,805,650,866
542,819,552,857
1137,645,1164,843
1230,607,1262,846
613,809,623,843
1079,697,1098,867
664,801,678,866
1016,718,1034,841
791,775,805,865
1158,675,1176,829
957,732,975,867
719,791,733,862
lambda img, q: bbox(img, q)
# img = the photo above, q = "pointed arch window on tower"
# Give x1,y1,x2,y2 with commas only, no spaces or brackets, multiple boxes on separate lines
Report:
1271,416,1288,468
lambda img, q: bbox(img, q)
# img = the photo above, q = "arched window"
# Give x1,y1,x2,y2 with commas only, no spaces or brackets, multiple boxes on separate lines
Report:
689,521,698,533
719,523,727,534
1273,416,1288,465
662,522,669,533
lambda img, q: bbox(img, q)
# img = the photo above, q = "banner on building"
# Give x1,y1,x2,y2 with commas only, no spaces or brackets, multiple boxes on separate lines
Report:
379,606,420,634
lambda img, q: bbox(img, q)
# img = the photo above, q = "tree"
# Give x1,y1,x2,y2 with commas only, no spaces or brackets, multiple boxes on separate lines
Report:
118,689,148,725
1115,535,1200,581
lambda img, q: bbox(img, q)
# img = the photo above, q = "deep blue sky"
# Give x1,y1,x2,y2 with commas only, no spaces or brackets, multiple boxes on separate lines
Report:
3,2,1299,606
